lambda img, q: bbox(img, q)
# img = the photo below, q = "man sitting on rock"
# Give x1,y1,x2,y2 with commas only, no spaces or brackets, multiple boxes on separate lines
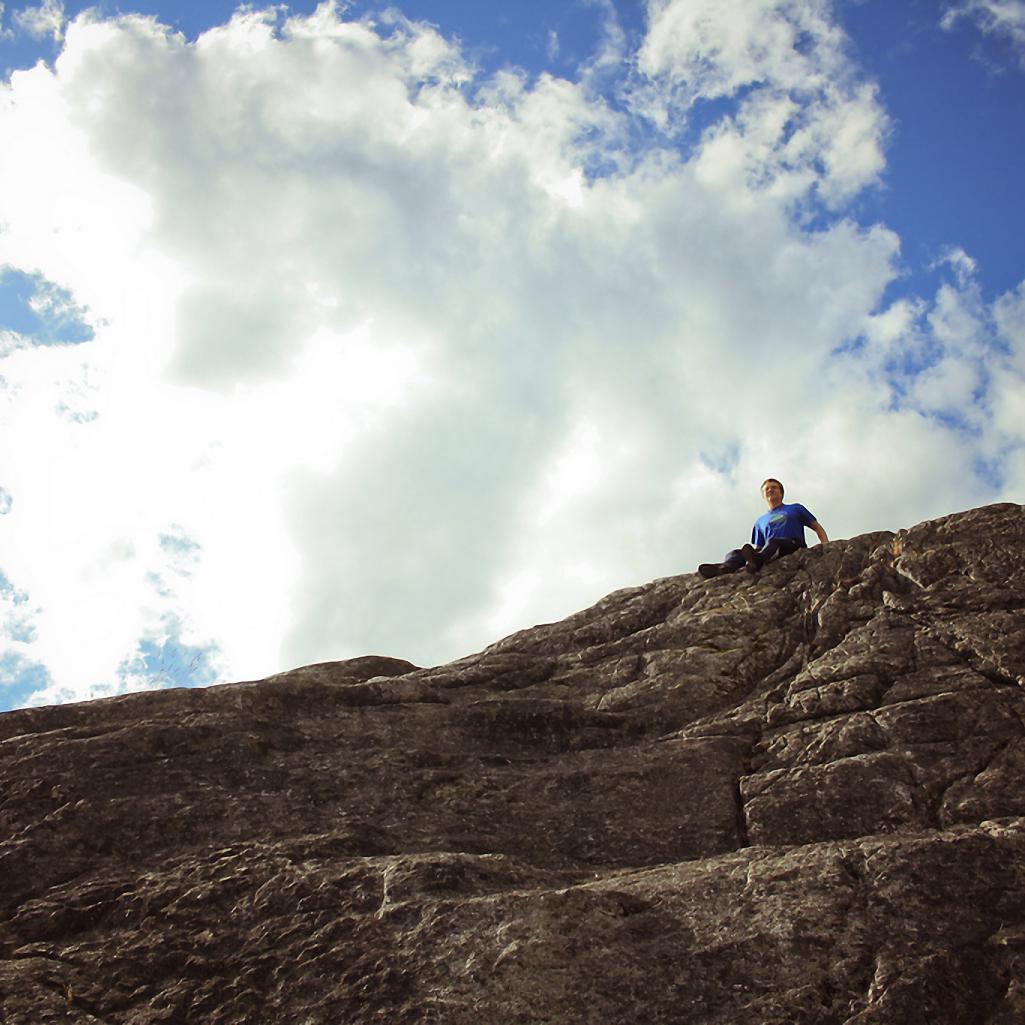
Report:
698,478,829,579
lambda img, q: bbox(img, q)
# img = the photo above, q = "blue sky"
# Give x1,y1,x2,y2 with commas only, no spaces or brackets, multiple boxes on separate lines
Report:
839,0,1025,299
1,0,1024,710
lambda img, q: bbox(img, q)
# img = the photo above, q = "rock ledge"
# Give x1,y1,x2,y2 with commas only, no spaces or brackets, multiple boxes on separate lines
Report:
2,503,1025,1023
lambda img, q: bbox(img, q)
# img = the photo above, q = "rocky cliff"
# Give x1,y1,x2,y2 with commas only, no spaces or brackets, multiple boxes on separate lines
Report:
2,503,1025,1024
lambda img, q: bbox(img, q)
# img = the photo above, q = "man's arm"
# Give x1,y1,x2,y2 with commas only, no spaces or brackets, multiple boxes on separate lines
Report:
810,520,828,545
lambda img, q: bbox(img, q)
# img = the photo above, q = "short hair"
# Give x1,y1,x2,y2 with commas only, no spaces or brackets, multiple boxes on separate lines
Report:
761,478,784,498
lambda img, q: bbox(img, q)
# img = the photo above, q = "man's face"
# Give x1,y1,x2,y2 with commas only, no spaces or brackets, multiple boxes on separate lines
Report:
762,480,784,509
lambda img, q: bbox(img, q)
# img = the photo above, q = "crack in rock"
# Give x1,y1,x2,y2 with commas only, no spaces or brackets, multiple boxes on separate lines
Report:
2,503,1025,1024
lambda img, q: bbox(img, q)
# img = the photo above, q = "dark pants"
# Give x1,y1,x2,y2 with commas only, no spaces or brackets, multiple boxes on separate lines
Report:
722,536,802,572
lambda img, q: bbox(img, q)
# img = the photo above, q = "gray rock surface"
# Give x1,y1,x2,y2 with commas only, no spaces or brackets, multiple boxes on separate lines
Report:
2,502,1025,1023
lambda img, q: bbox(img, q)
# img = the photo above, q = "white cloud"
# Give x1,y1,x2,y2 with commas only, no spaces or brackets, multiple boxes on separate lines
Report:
578,0,629,84
546,29,560,63
942,1,1025,66
0,1,1022,707
639,0,847,98
632,0,888,207
995,278,1025,370
989,280,1025,488
12,0,64,41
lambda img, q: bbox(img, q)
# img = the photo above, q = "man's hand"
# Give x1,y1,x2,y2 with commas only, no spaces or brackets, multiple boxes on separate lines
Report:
811,520,829,545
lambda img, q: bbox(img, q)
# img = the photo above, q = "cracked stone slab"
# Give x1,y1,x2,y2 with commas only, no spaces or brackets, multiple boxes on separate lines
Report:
2,503,1025,1023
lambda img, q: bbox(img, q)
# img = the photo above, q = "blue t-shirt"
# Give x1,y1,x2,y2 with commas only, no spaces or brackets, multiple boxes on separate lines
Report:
752,503,816,548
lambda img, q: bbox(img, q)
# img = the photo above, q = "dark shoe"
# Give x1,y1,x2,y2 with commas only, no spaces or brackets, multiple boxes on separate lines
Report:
698,563,725,579
741,544,761,573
